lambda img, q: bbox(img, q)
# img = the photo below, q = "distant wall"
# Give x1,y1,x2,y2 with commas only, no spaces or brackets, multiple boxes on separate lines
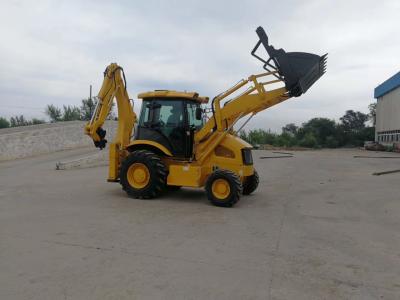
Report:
376,87,400,132
376,87,400,144
0,121,117,161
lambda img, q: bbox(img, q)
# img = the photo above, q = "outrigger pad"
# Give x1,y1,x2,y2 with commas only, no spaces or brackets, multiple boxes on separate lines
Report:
252,26,327,97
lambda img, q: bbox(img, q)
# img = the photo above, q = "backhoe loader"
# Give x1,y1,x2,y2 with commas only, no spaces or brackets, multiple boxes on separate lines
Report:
84,26,327,207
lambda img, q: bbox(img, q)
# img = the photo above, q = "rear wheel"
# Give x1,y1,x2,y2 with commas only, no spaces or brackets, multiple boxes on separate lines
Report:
242,170,259,195
120,150,167,199
205,170,242,207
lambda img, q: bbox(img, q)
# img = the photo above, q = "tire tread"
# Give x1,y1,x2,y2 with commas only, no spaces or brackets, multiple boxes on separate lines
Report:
242,170,259,195
205,169,242,207
119,150,166,199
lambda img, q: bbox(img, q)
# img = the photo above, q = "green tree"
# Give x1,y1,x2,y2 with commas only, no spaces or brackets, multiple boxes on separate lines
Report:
62,105,81,121
325,135,339,148
338,110,371,146
299,132,318,148
368,103,377,126
359,127,375,142
45,104,62,122
80,98,97,121
275,132,296,147
239,130,249,143
300,118,337,146
282,123,298,136
340,110,368,132
0,117,10,128
347,127,375,146
80,98,116,121
10,115,29,127
333,124,347,146
247,129,276,145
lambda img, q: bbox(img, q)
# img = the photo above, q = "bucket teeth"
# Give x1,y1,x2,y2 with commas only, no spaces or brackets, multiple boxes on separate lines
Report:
321,54,328,73
252,26,327,97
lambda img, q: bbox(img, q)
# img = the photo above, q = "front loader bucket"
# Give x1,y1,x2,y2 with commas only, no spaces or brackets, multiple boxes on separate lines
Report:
252,26,327,97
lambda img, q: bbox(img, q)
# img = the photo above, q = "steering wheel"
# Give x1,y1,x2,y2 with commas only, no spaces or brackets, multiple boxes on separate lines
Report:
151,120,165,128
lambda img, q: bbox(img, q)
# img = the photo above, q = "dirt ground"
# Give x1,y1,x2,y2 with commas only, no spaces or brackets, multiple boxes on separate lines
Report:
0,148,399,300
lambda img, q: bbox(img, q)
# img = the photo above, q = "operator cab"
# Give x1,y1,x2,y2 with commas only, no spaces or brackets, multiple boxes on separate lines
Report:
135,90,209,158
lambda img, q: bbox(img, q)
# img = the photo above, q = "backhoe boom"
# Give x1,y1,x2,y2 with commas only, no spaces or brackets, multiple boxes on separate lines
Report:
84,63,136,150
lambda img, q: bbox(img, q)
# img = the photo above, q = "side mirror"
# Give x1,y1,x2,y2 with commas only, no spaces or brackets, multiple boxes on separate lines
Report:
195,107,202,120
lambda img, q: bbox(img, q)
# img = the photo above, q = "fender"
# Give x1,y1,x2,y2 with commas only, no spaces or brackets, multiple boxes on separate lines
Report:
126,140,173,156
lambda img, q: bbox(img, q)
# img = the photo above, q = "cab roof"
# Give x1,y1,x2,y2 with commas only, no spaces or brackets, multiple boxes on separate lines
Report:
137,90,209,104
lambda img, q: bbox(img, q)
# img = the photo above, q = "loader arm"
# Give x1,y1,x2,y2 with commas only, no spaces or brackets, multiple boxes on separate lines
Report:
84,63,136,150
195,26,327,158
195,71,290,143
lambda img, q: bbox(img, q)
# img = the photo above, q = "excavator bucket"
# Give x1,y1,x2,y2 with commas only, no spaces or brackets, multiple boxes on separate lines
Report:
251,26,327,97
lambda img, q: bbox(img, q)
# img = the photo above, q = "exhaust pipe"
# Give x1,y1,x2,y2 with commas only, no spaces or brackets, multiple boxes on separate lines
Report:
251,26,327,97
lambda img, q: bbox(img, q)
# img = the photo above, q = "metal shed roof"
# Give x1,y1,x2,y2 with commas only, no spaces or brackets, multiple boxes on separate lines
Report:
374,71,400,98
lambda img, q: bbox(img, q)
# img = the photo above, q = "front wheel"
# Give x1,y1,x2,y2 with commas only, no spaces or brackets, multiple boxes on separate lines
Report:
242,170,259,195
119,150,167,199
205,170,242,207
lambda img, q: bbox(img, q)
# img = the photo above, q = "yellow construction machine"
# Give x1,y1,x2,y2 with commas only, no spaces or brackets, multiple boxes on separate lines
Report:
84,26,327,207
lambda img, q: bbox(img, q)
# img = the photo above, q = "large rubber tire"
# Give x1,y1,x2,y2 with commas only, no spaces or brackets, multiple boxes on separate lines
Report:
119,150,167,199
205,169,242,207
242,170,259,195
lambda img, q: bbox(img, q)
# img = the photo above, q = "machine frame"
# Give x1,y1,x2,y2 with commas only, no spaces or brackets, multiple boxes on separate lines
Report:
84,26,327,206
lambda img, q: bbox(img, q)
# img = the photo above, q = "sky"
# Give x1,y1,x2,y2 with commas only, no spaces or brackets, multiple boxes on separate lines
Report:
0,0,399,131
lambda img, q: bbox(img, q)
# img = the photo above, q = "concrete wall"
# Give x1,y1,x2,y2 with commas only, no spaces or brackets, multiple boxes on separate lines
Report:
0,121,117,161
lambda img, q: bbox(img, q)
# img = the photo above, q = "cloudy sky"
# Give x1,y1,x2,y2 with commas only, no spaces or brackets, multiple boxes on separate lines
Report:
0,0,399,131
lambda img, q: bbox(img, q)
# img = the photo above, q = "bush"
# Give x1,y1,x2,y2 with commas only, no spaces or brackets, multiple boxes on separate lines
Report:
247,129,277,145
325,135,339,148
31,118,46,125
299,132,318,148
45,104,62,122
81,98,97,121
10,115,29,127
62,105,81,121
275,132,296,147
0,117,10,128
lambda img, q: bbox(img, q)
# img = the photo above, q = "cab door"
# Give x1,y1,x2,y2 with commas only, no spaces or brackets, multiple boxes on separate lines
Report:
185,101,203,158
157,100,186,157
136,99,186,157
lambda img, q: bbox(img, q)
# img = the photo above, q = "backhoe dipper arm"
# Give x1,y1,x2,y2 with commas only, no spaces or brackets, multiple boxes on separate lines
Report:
84,63,136,150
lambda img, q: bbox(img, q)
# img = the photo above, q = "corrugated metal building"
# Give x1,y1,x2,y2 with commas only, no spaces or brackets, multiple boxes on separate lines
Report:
374,72,400,145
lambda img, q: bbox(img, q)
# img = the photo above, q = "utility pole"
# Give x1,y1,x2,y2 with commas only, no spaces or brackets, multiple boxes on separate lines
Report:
89,85,93,117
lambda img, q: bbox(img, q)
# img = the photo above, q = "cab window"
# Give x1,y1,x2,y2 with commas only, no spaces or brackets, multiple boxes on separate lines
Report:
138,100,150,126
139,100,183,128
186,102,203,129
